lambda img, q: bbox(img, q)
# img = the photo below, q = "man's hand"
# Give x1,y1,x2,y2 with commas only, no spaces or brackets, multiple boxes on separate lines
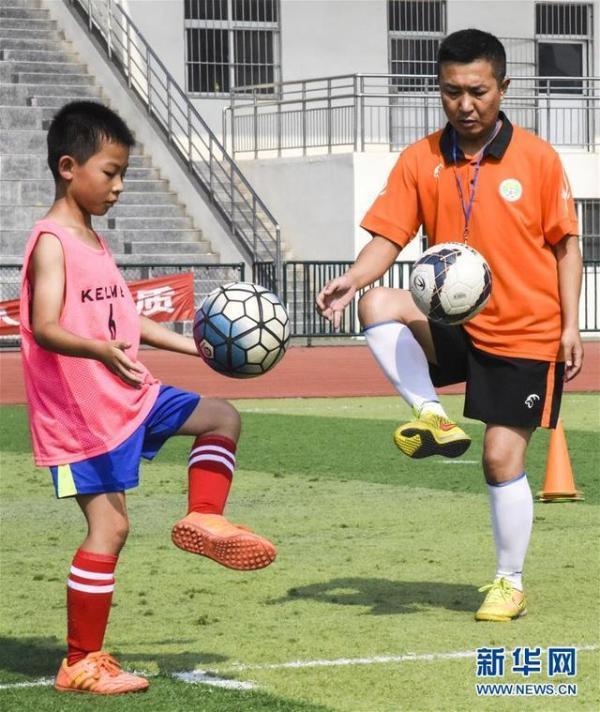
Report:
96,341,145,388
316,274,358,330
560,326,583,381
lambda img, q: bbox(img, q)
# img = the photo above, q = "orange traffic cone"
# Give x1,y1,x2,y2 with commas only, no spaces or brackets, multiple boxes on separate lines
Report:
536,419,583,502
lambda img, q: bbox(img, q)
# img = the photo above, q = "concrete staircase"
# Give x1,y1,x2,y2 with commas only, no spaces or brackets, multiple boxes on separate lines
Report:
0,0,218,263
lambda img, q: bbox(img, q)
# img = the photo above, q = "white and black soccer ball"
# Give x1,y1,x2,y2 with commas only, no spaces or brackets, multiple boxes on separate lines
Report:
409,243,492,325
193,282,290,378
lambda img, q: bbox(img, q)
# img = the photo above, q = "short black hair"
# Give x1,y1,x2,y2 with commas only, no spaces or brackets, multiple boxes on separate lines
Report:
437,29,506,83
47,101,135,181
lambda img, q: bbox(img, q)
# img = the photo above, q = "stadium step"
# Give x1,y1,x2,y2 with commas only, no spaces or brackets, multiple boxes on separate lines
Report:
125,240,212,255
1,49,79,63
0,0,280,268
0,164,168,181
0,83,102,104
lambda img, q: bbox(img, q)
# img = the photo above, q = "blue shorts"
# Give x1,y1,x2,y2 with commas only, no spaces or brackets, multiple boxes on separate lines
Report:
50,385,200,498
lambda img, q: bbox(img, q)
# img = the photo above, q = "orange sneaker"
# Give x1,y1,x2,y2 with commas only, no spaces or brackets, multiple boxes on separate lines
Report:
54,651,149,695
171,512,276,570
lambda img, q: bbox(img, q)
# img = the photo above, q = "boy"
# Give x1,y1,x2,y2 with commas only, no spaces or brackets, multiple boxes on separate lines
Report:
20,101,276,695
317,30,583,621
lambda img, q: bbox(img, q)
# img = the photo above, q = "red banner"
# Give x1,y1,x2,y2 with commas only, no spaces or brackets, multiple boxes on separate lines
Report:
0,272,195,336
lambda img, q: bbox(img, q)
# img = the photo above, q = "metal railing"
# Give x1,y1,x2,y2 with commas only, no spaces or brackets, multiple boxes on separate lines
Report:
280,260,600,337
66,0,281,279
1,258,598,345
224,73,600,156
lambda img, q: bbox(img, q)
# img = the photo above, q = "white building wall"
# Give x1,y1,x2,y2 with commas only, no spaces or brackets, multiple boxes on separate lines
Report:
122,1,185,86
240,154,356,261
447,0,534,38
280,0,388,80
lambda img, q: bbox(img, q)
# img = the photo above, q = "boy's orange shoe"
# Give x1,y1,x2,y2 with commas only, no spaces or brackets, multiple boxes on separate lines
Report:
54,651,149,695
171,512,276,570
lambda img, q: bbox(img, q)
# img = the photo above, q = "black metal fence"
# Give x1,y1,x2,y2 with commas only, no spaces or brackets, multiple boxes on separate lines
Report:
2,259,599,345
276,260,600,337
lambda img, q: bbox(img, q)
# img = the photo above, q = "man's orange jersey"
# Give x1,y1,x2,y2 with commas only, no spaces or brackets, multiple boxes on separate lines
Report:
361,113,578,362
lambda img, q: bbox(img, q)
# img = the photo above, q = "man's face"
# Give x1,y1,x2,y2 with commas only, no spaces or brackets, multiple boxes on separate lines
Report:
439,59,508,147
63,139,129,215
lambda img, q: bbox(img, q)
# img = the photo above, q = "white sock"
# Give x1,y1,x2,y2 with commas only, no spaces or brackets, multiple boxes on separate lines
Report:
487,472,533,591
364,321,446,416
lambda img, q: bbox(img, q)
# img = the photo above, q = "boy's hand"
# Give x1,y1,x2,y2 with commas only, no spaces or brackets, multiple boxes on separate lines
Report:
316,274,357,330
560,326,583,381
97,341,145,388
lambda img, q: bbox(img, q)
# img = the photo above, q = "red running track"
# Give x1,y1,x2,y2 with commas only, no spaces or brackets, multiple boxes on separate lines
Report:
1,342,598,404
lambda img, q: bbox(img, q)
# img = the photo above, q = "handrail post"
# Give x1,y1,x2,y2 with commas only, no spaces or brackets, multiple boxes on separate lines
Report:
360,75,365,152
545,79,550,143
302,80,307,156
277,96,282,157
146,45,152,112
187,103,192,165
252,195,257,257
424,76,430,137
253,93,258,159
230,160,235,239
126,17,132,87
107,0,113,59
327,78,332,153
353,75,358,152
222,106,228,154
209,135,214,200
166,74,172,142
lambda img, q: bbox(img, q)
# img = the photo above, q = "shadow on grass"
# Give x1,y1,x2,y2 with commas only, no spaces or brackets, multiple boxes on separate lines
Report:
269,577,480,614
0,636,228,679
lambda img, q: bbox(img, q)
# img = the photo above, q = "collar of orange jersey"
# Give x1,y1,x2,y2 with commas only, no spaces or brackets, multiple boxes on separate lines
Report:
440,111,513,163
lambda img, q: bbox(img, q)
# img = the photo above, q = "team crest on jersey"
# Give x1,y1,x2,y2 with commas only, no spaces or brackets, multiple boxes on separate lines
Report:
499,178,522,202
433,162,443,179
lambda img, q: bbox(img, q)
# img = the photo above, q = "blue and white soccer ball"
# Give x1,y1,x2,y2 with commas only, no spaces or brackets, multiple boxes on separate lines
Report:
193,282,290,378
409,242,492,325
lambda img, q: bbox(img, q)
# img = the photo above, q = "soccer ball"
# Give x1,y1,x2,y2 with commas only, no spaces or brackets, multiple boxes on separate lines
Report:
409,242,492,325
193,282,290,378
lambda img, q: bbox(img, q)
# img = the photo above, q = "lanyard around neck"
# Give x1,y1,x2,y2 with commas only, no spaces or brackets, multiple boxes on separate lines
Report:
451,120,502,242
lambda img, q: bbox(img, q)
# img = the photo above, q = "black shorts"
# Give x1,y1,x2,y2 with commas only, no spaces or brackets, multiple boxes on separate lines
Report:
428,321,564,429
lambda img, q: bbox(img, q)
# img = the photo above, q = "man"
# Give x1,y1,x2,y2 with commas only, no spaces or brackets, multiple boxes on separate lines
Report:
316,29,583,621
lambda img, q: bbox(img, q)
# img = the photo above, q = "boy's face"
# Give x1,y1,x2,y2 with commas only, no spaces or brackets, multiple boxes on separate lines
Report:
60,139,129,215
439,59,509,147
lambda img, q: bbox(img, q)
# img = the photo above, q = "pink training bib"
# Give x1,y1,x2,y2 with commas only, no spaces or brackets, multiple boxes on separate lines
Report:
20,220,160,466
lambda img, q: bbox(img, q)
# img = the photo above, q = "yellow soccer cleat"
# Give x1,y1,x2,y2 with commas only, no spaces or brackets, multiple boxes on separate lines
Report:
393,410,471,459
475,578,527,622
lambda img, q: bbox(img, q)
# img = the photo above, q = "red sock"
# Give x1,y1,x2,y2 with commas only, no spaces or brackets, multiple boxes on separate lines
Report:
66,549,118,666
188,435,236,514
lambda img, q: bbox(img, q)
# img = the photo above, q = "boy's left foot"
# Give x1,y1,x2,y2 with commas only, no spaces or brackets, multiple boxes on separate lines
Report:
171,513,276,570
475,578,527,621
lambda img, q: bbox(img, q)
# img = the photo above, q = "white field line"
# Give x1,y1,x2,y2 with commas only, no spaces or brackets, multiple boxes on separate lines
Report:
213,644,600,673
0,678,54,690
1,645,597,691
172,671,255,690
0,670,253,692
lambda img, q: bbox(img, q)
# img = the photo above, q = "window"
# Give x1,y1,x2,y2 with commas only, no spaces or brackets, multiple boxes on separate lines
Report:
185,0,280,94
388,0,446,90
536,3,593,93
